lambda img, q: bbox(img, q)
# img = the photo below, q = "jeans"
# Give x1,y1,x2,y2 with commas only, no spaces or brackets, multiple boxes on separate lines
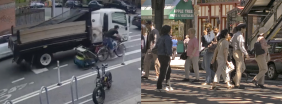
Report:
157,55,171,89
104,37,114,50
203,50,215,83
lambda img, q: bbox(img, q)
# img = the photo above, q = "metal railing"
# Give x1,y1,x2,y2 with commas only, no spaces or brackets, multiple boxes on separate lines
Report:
70,76,79,104
39,86,50,104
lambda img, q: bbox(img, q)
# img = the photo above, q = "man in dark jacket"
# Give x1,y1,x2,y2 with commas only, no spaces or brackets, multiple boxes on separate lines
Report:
142,21,160,79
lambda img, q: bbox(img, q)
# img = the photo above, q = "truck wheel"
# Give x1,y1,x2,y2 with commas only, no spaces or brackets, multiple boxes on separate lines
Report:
36,53,53,67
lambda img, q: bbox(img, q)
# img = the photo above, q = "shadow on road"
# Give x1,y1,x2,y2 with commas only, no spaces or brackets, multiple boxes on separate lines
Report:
141,69,282,104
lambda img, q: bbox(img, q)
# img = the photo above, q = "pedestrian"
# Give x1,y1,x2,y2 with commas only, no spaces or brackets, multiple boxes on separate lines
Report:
184,35,190,51
141,20,160,80
210,29,234,89
141,24,147,76
172,36,178,60
230,23,250,89
251,33,270,88
201,23,216,85
155,25,173,92
183,28,200,82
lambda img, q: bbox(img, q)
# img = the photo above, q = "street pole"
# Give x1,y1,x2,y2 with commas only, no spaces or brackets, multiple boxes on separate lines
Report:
193,0,200,51
57,61,62,86
52,0,55,17
62,0,64,16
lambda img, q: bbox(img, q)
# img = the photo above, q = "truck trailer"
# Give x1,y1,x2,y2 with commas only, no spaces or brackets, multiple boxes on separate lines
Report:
8,7,130,68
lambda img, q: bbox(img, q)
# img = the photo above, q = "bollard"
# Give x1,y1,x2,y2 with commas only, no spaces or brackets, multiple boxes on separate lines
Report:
70,76,78,104
4,100,13,104
57,61,62,86
39,86,50,104
121,44,126,65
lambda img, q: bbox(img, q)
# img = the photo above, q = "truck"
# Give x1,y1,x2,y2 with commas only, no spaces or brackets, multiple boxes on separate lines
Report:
8,7,130,68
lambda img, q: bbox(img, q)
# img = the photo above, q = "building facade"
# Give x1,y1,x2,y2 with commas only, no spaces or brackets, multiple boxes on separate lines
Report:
196,0,241,37
0,0,16,36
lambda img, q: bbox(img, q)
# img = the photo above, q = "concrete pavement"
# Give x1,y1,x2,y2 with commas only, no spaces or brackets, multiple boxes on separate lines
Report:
0,18,141,104
141,68,282,103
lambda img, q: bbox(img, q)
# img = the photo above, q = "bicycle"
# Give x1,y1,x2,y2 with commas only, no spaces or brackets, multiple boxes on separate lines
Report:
92,64,112,104
96,37,126,62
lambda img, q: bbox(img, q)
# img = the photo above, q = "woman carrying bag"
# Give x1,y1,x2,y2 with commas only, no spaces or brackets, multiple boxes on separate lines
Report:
210,29,235,89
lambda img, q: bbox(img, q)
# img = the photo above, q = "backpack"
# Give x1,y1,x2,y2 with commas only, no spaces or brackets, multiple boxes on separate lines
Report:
254,41,265,56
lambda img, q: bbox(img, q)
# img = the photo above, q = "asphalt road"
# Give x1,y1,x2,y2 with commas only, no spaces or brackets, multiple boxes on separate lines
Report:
0,20,141,104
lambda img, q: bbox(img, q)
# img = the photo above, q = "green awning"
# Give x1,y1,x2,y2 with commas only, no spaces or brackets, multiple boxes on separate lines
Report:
168,0,194,19
141,0,194,20
141,9,173,19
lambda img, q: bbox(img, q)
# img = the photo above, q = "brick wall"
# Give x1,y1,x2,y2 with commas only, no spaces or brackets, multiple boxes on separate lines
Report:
0,1,16,36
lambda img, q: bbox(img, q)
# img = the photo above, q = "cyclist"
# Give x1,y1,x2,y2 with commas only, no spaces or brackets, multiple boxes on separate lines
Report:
103,25,122,58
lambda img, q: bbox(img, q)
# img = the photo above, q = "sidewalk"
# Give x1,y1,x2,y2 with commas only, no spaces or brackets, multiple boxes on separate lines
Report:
141,68,282,103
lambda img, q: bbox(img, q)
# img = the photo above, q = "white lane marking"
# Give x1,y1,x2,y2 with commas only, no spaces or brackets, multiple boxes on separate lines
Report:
124,38,140,43
53,64,69,69
127,44,140,48
64,93,92,104
78,99,92,104
129,34,140,38
12,58,141,104
11,78,25,84
125,50,140,55
105,49,140,60
32,68,48,74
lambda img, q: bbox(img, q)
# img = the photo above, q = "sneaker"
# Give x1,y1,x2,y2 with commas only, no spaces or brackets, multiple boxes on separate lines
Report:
257,84,265,88
165,86,174,91
155,89,166,92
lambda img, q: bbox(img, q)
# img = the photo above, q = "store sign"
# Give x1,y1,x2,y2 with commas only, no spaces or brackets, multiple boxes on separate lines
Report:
169,0,194,19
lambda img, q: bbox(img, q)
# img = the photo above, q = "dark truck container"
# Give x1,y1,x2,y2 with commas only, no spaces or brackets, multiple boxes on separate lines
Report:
8,7,130,68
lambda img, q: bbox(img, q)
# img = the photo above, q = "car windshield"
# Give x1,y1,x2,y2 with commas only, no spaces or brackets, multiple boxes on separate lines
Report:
97,1,103,4
120,1,129,6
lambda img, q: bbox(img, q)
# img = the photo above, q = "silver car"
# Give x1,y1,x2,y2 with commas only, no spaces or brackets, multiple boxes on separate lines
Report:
0,34,13,59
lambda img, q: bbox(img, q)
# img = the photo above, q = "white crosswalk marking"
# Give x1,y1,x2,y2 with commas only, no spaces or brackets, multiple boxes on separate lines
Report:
32,68,49,74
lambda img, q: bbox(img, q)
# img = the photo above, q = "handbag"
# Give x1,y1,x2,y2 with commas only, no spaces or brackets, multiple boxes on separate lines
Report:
180,52,188,60
207,38,217,52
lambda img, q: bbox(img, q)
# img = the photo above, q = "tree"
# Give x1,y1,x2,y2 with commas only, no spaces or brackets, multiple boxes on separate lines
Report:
151,0,165,33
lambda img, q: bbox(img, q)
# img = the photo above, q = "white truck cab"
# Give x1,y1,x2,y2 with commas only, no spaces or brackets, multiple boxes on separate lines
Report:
90,8,130,43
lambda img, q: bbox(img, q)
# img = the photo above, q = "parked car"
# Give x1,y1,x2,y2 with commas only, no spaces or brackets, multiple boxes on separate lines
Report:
88,0,104,8
65,0,82,8
104,0,136,13
0,34,13,59
245,39,282,80
132,14,141,29
30,2,45,8
55,2,63,7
